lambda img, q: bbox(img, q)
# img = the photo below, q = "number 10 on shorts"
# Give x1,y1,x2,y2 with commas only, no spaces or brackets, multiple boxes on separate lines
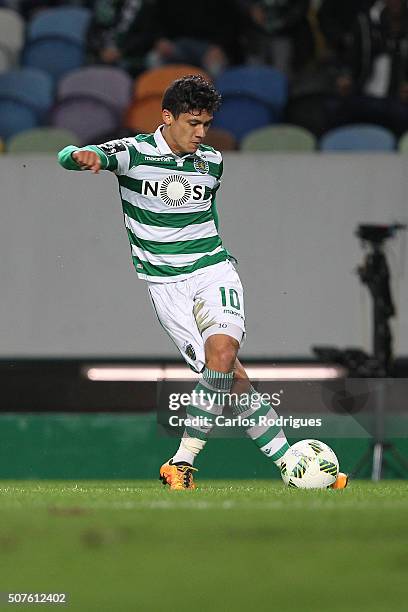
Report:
219,286,241,310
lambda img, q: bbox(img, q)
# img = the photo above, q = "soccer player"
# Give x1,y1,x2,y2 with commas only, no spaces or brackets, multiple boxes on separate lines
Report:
58,76,347,490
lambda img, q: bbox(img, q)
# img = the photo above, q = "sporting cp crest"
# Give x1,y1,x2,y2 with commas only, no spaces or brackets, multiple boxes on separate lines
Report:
185,344,196,361
194,159,209,174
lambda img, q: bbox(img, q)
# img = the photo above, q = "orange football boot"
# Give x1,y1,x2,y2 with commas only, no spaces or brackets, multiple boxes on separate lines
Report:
159,461,197,490
331,472,349,489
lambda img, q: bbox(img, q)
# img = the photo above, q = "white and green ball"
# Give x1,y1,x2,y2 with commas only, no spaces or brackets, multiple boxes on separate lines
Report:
280,439,339,489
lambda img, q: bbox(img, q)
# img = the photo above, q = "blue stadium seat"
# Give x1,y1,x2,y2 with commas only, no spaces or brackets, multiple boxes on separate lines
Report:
212,97,272,142
215,66,288,115
213,66,288,141
0,46,11,73
22,38,85,82
27,7,91,45
320,124,396,152
0,100,38,140
0,68,53,116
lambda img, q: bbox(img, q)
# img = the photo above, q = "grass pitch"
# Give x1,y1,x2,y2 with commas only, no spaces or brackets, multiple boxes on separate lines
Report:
0,481,407,611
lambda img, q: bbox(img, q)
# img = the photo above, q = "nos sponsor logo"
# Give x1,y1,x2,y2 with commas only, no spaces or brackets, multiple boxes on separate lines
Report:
142,175,206,207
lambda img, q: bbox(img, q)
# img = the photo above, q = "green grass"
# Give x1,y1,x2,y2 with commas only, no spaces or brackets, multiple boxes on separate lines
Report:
0,481,407,611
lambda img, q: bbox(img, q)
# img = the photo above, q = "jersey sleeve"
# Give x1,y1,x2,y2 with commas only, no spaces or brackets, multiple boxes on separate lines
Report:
211,195,219,230
217,158,224,181
211,153,223,230
58,139,139,175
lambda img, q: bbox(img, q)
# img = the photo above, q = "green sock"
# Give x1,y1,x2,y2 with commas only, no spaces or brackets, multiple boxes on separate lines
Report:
171,368,234,464
231,385,290,465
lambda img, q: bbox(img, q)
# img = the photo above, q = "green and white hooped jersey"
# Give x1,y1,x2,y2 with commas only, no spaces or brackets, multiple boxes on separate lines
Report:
58,126,228,283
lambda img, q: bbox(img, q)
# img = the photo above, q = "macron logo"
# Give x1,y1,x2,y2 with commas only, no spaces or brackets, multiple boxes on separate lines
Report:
144,155,173,162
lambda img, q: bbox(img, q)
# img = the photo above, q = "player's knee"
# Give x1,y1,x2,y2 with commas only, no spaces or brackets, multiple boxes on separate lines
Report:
218,349,236,371
208,348,236,372
205,335,238,372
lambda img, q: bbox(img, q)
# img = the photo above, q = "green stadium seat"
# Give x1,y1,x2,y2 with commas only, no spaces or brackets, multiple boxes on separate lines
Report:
398,131,408,153
7,127,79,153
241,124,316,152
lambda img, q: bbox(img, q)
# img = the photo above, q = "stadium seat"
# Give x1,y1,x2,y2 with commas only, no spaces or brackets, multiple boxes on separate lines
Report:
320,124,396,152
125,95,163,134
0,67,79,141
215,66,288,115
0,47,10,73
134,65,211,100
398,131,408,153
26,7,91,45
241,124,316,152
0,100,38,140
22,38,85,82
51,97,119,145
58,66,132,114
0,67,53,116
0,8,24,67
7,127,79,153
203,127,237,151
127,66,212,134
212,97,272,142
212,66,288,141
22,6,91,82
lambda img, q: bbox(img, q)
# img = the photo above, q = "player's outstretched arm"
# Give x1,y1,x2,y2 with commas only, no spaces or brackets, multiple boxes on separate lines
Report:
58,140,134,174
57,145,109,172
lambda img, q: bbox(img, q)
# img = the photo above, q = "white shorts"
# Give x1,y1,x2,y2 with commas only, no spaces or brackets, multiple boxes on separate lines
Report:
147,260,246,372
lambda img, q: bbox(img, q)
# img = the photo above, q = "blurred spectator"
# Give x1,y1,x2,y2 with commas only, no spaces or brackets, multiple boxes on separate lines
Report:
87,0,157,76
145,0,254,78
245,0,315,76
328,0,408,136
318,0,376,60
88,0,253,78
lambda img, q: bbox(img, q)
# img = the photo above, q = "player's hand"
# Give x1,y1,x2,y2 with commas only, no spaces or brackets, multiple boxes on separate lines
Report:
72,150,101,174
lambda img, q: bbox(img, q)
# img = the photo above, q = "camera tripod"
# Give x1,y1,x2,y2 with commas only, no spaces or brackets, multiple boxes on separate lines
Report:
351,224,408,479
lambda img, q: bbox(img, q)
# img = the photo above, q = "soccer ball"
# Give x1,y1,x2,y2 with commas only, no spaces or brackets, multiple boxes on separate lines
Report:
280,439,339,489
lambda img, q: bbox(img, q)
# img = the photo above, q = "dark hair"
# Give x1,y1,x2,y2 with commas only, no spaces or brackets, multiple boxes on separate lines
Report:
162,75,222,118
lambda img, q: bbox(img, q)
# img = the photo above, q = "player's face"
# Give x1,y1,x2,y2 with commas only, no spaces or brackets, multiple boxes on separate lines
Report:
162,109,213,155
